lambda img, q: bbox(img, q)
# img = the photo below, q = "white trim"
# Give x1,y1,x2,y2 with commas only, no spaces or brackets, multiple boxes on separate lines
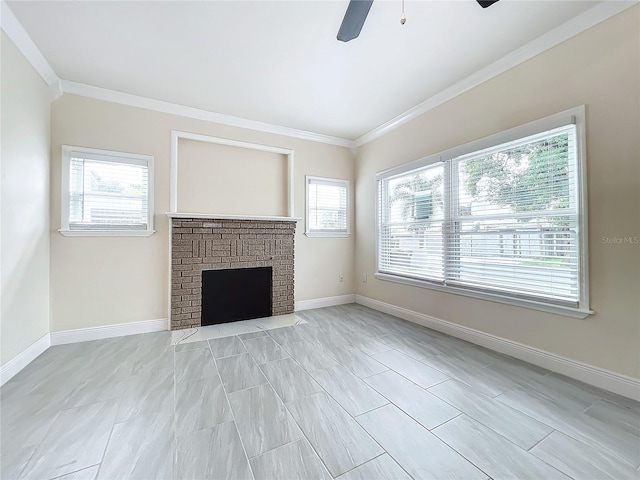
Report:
354,1,637,147
355,295,640,401
170,130,295,216
50,318,168,345
61,80,353,148
305,232,350,238
166,212,301,222
305,175,351,237
375,273,593,319
0,333,51,386
58,229,156,237
0,2,59,85
295,294,356,311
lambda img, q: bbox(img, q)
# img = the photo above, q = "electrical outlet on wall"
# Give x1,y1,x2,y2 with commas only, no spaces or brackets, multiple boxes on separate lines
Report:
339,274,344,282
362,273,368,282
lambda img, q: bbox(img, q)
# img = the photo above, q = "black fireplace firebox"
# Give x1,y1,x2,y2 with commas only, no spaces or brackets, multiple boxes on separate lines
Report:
201,267,272,326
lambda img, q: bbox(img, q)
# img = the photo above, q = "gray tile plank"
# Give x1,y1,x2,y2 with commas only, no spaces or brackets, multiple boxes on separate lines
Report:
20,400,118,480
243,336,289,364
373,349,449,388
216,352,268,393
287,392,383,477
309,364,389,416
584,399,640,436
56,465,100,479
343,332,394,356
0,393,59,453
176,421,252,480
0,446,35,480
115,368,174,423
98,414,174,480
321,343,388,379
267,326,305,345
208,336,246,358
336,454,411,480
175,375,232,436
174,340,208,352
420,354,515,397
531,430,638,480
429,379,553,449
175,347,216,382
228,383,302,458
356,404,486,479
497,387,640,467
281,341,338,372
366,371,460,430
238,330,269,340
259,357,324,403
433,415,570,479
131,336,173,374
378,334,436,359
250,439,332,480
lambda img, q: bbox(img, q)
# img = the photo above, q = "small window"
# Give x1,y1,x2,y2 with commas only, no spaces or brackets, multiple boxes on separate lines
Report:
306,176,349,237
60,146,154,236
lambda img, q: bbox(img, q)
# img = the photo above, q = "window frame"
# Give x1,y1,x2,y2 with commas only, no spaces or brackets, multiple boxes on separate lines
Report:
375,106,592,318
60,145,155,237
305,175,350,238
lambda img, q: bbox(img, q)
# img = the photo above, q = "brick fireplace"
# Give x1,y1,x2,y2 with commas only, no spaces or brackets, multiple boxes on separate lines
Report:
169,215,298,330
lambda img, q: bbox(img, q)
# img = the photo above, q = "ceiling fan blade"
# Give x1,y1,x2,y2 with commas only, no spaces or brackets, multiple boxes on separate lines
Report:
337,0,374,42
477,0,500,8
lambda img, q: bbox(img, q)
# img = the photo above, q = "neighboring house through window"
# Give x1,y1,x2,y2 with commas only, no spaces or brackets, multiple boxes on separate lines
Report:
60,146,154,236
306,176,350,237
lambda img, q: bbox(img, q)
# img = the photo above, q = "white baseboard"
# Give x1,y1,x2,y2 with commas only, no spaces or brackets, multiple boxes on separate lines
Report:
50,318,168,345
1,333,51,386
356,295,640,401
295,294,356,312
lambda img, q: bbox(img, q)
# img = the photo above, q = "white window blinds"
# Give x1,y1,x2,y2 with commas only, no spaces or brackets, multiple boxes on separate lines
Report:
306,176,349,235
377,123,583,310
378,162,445,282
63,148,153,233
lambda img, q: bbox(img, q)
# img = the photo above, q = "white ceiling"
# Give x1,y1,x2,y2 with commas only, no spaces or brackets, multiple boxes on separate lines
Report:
8,0,601,140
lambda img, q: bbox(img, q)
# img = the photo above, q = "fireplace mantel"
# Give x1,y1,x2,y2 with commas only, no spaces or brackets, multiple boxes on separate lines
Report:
166,212,302,222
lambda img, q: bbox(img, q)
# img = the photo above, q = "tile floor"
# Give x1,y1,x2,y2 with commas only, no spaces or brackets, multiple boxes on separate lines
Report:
1,304,639,479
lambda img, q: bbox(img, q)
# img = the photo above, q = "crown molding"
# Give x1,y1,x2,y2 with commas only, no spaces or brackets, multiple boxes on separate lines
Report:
60,80,354,149
0,1,58,85
354,1,638,147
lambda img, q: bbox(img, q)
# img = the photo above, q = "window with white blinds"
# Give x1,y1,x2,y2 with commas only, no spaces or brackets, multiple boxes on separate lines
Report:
61,146,154,236
376,109,590,317
306,176,349,237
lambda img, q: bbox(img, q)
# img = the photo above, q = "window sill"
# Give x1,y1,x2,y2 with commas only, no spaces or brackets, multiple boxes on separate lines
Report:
375,272,594,319
59,229,155,237
305,232,350,238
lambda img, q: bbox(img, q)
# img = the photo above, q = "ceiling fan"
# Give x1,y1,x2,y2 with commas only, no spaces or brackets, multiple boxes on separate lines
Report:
337,0,501,42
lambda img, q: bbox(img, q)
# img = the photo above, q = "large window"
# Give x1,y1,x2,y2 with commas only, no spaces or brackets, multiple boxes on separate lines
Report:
376,108,590,317
60,146,154,236
306,176,349,237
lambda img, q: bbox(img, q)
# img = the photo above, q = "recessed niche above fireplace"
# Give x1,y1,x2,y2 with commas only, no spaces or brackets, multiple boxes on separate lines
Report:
168,213,300,330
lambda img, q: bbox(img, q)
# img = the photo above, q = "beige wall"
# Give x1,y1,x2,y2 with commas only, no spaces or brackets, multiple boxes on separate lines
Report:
1,33,51,366
50,94,354,332
355,7,640,378
177,139,288,216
